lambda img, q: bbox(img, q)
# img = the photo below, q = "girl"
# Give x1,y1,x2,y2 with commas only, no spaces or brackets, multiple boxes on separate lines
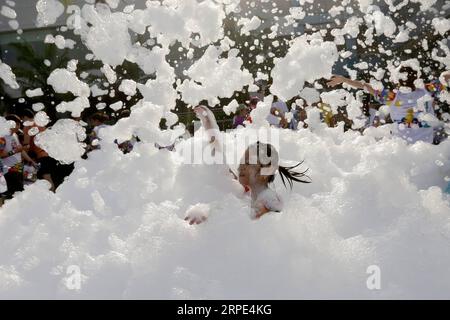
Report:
185,105,310,224
237,141,310,219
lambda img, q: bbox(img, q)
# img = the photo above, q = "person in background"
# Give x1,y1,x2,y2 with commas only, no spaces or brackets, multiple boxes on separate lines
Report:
90,112,109,140
0,115,36,200
268,99,289,128
243,96,261,125
23,161,38,185
232,104,249,129
87,112,110,152
328,66,450,143
296,107,309,129
248,96,260,110
22,109,57,192
113,110,140,154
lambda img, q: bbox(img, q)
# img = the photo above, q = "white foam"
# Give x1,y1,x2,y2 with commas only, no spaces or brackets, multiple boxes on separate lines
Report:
0,59,19,89
36,0,64,27
270,35,338,101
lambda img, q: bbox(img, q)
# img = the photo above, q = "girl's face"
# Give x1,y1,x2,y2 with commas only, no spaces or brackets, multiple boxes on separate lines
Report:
238,162,260,187
238,148,267,188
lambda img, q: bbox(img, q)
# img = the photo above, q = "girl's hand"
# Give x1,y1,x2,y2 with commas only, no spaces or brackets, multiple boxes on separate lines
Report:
184,215,207,225
184,203,210,225
327,75,345,87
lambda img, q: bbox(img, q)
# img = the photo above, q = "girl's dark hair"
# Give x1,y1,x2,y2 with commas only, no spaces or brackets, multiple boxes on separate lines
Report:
279,162,311,189
255,141,311,189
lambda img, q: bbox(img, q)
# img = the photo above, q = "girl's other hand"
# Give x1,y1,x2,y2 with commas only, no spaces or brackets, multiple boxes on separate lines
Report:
184,203,210,225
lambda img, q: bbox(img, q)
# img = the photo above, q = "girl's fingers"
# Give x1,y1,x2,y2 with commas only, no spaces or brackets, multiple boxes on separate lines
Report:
185,215,207,225
196,217,205,224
